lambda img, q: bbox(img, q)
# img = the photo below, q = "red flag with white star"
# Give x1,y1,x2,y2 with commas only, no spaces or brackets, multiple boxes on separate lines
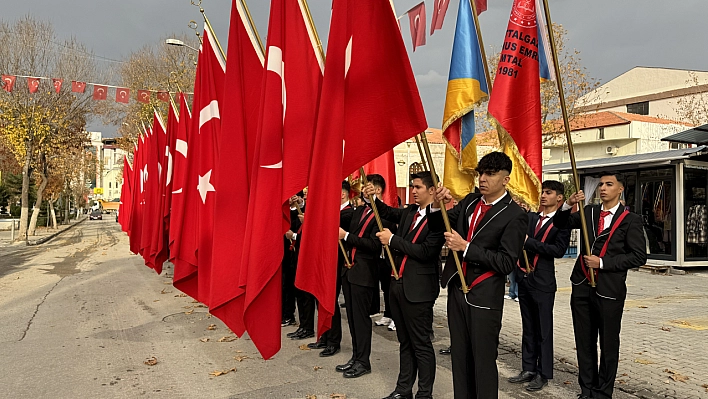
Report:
52,78,63,93
93,85,108,100
407,2,427,51
1,75,16,92
116,87,130,103
27,78,40,93
137,90,151,103
72,81,86,93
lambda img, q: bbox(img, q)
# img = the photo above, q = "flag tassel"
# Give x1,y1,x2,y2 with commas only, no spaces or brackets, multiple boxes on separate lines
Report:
419,133,469,293
360,168,399,280
540,0,594,287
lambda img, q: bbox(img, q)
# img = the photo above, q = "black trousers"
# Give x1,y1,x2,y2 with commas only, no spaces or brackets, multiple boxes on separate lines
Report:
322,272,343,347
389,279,435,399
571,292,624,399
518,278,555,379
448,282,503,399
281,250,296,320
295,288,315,331
342,276,376,368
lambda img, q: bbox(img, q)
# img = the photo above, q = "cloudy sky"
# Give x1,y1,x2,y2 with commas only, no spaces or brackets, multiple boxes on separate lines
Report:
4,0,706,135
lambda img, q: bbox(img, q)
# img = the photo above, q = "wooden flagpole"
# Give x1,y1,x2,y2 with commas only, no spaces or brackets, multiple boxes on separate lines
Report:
541,0,595,286
360,168,400,280
414,135,429,171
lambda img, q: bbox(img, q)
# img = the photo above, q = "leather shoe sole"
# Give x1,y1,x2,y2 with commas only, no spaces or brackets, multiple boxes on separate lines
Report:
319,347,340,357
335,360,355,372
343,366,371,378
508,371,536,384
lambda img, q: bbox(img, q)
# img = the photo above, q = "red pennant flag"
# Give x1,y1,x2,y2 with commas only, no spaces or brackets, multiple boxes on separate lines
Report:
488,0,542,207
93,85,107,100
72,81,86,93
52,78,63,93
2,75,16,92
139,124,160,270
137,90,151,103
27,78,40,93
430,0,450,35
238,0,324,359
297,0,427,342
116,87,130,103
407,2,427,51
145,112,169,272
157,91,170,102
209,0,265,337
174,28,226,303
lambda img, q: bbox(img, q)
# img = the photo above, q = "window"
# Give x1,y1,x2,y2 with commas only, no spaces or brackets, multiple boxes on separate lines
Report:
626,101,649,115
669,142,688,150
598,127,605,140
108,182,112,188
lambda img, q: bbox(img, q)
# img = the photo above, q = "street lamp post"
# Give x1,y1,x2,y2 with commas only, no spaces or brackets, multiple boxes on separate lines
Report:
165,38,199,53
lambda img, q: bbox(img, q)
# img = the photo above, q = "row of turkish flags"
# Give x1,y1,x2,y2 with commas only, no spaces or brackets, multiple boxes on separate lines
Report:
1,74,173,104
118,0,426,360
407,0,487,51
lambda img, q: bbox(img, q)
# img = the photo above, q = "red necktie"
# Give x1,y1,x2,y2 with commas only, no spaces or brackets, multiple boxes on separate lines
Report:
534,215,547,236
598,210,611,233
409,211,421,232
462,202,492,277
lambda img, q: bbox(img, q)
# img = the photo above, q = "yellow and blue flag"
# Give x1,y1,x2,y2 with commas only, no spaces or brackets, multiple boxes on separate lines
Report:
442,0,489,199
535,0,555,82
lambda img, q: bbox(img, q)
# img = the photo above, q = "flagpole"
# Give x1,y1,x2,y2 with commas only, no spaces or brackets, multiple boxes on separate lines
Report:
419,134,469,293
541,0,595,287
414,134,429,171
195,3,227,61
300,0,326,61
360,168,400,280
240,0,265,55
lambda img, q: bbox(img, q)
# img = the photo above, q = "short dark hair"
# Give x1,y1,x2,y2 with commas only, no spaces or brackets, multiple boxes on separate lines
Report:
476,152,512,174
410,171,438,189
599,171,625,187
295,190,305,198
342,180,351,193
367,173,386,191
542,180,564,197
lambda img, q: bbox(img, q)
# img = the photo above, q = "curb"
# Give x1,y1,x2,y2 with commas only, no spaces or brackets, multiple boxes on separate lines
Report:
26,218,87,246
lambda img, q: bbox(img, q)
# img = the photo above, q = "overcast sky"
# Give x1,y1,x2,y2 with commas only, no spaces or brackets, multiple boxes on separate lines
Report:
4,0,706,136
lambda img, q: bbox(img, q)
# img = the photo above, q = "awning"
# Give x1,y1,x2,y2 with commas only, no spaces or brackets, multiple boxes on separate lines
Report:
661,124,708,145
544,146,707,173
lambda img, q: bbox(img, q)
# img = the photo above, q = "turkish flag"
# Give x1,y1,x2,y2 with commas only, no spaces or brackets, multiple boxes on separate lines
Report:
297,0,427,340
407,2,426,51
174,28,226,303
137,90,151,103
169,93,194,296
72,81,86,93
128,135,145,255
488,0,542,207
476,0,488,14
146,111,169,272
119,157,134,232
238,0,323,359
209,0,265,337
52,78,63,93
139,125,160,270
157,91,170,102
93,85,108,100
363,150,399,208
158,100,180,243
115,87,130,103
27,78,40,93
430,0,450,35
2,75,16,92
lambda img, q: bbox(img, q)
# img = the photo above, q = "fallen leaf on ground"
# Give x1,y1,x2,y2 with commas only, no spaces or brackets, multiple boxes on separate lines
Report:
313,366,322,371
144,357,158,366
163,281,172,285
153,300,160,302
184,309,194,315
299,344,311,351
192,300,200,303
160,288,171,294
200,338,210,343
175,293,188,298
563,381,571,385
234,355,250,362
670,374,689,382
637,305,648,308
195,304,207,308
305,395,316,399
661,326,671,331
235,350,243,353
634,359,655,365
207,324,217,330
330,394,346,399
218,336,237,342
209,368,236,377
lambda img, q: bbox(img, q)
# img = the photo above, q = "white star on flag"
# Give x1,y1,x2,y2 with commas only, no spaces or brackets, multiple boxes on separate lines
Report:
197,170,216,204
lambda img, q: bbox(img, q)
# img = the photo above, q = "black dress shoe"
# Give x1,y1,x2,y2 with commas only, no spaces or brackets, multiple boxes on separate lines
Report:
439,346,451,355
577,395,591,399
281,317,295,327
382,392,412,399
319,346,340,357
307,340,327,350
286,327,303,338
291,329,315,340
343,363,371,378
526,374,548,391
335,358,355,372
508,370,536,384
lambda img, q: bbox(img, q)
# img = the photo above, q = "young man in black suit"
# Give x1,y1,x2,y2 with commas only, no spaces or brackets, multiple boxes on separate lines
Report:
430,152,528,399
285,192,316,341
363,171,445,399
508,180,570,392
335,174,389,378
282,193,305,328
556,172,647,399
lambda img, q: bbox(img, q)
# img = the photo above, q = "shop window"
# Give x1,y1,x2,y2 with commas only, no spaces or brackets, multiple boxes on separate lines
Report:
627,101,649,115
639,168,674,258
685,167,708,260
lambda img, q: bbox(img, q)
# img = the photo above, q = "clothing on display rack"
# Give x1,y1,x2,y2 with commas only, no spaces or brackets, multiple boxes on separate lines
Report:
686,204,707,245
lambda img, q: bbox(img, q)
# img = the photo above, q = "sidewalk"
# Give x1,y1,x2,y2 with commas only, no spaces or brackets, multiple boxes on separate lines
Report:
489,258,708,399
0,218,86,247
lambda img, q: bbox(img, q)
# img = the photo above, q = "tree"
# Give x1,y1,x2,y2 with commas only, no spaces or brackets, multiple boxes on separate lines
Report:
477,23,600,145
0,16,96,239
673,71,708,126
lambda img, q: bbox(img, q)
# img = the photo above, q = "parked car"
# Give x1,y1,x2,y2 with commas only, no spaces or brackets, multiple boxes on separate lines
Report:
89,210,102,220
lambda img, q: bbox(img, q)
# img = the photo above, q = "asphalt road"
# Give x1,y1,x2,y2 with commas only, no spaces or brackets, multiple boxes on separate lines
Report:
0,220,641,399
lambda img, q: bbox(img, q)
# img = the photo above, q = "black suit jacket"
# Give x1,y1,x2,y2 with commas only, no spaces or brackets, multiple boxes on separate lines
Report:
428,192,527,310
517,212,571,293
342,206,385,288
374,199,444,303
553,204,647,300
